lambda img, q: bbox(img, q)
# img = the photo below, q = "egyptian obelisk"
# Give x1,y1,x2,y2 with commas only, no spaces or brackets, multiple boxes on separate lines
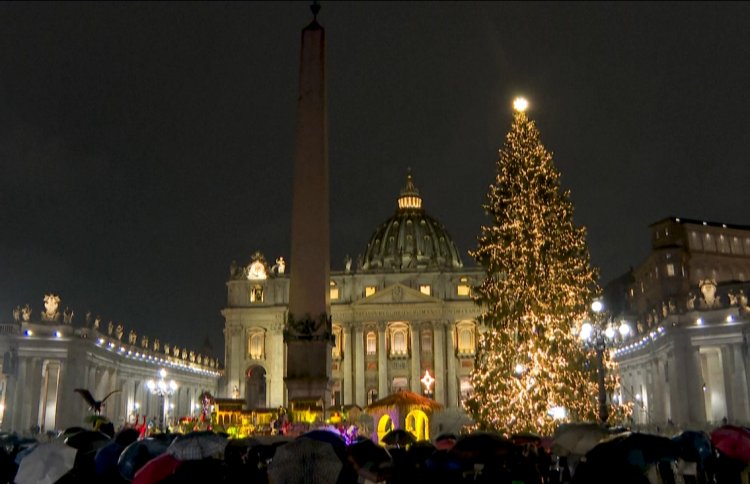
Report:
284,2,333,410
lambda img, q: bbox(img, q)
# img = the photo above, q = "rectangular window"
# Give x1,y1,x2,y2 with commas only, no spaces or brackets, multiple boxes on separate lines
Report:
689,232,702,251
366,332,377,355
391,377,408,393
457,284,471,296
330,282,339,300
459,376,473,400
704,233,716,252
666,264,675,277
718,235,730,253
419,285,431,296
731,237,743,254
421,332,432,353
365,286,376,297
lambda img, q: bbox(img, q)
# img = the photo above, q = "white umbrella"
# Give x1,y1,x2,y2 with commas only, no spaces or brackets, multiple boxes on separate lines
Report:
553,422,611,457
14,442,77,484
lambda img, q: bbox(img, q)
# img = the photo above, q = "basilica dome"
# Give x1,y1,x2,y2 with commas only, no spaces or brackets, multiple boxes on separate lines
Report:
361,174,464,272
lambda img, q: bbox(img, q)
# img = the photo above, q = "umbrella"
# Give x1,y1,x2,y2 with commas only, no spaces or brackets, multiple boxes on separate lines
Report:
132,452,183,484
300,429,346,448
0,433,37,453
268,437,344,484
167,431,228,460
347,438,393,482
584,432,679,471
14,442,77,484
449,431,515,464
512,432,543,448
434,433,457,451
64,430,111,451
552,422,610,457
406,441,436,470
672,430,713,464
118,437,171,481
381,428,417,448
710,425,750,463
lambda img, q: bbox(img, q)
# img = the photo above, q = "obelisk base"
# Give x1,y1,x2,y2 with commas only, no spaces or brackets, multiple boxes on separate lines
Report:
285,340,332,413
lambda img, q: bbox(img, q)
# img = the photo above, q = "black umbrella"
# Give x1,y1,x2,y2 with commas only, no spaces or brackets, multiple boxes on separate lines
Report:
64,430,110,452
347,439,393,482
449,432,515,464
575,432,679,484
382,429,417,448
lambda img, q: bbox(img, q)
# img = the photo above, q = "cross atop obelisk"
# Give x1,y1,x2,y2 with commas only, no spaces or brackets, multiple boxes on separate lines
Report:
284,1,333,410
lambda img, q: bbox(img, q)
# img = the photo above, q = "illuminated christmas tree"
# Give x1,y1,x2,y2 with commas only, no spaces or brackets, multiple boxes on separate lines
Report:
465,98,611,435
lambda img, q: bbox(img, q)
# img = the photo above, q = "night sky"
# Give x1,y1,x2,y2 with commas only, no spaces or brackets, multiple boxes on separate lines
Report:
2,2,749,359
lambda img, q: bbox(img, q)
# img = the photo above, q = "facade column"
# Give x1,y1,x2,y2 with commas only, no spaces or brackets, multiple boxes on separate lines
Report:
730,344,750,422
354,326,365,406
28,358,42,431
669,333,704,425
232,326,243,398
378,322,388,398
9,357,27,432
410,323,421,393
343,322,353,405
433,322,446,405
446,321,458,408
269,322,285,407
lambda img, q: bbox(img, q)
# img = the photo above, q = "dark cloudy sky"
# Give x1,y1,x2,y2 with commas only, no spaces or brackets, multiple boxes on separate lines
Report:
2,2,749,358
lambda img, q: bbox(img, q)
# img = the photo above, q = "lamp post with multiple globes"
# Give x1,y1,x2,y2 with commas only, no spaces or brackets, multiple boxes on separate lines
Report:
146,368,178,432
579,300,631,424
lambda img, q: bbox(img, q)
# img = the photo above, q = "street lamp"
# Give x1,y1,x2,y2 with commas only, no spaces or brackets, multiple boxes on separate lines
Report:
146,368,177,432
579,301,631,424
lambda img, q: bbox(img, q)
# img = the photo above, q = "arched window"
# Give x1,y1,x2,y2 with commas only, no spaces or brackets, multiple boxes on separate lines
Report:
459,376,474,401
366,331,377,355
248,331,264,360
389,323,409,357
456,322,476,356
250,285,264,303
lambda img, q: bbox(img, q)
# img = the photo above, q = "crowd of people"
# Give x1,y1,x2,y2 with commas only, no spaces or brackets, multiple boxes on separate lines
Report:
1,421,749,483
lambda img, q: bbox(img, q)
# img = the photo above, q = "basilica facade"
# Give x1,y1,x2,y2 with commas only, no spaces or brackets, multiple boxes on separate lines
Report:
223,174,484,411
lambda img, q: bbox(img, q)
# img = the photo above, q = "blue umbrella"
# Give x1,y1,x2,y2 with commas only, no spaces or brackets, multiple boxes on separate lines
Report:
117,437,171,481
672,430,713,464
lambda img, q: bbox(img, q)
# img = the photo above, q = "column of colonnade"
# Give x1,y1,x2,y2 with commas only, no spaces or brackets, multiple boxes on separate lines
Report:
731,343,750,422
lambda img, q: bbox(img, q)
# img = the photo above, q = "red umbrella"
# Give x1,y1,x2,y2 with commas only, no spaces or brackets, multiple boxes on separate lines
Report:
711,425,750,463
132,452,183,484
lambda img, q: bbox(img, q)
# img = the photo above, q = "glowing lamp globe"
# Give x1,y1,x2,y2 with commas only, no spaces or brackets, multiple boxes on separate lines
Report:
513,97,529,112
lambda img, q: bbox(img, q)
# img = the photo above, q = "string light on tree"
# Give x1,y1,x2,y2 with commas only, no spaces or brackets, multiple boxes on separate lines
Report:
465,97,611,435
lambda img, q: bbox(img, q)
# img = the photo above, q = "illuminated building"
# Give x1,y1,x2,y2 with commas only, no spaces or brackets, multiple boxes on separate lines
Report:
609,217,750,427
223,174,484,413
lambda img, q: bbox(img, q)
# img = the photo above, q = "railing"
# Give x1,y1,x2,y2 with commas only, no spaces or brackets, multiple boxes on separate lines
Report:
0,323,20,335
